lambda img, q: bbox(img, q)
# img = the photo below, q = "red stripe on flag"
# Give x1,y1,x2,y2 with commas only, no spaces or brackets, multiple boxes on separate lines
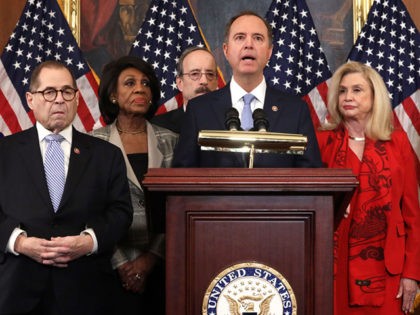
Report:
77,96,95,132
392,111,403,130
175,92,183,108
302,95,321,129
27,110,35,124
84,72,99,97
392,111,420,183
401,96,420,135
99,115,106,126
155,92,184,115
0,90,23,133
317,81,329,107
155,106,168,115
217,71,225,88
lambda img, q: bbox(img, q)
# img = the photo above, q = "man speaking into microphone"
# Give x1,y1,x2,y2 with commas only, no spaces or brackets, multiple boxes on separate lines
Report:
173,11,321,168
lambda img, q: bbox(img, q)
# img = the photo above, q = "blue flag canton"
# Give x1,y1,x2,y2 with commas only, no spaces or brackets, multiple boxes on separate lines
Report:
348,0,420,108
1,0,91,109
130,0,205,104
264,0,331,97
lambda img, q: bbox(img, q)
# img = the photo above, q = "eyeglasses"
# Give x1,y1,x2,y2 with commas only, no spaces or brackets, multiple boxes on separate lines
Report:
31,87,78,102
181,71,217,81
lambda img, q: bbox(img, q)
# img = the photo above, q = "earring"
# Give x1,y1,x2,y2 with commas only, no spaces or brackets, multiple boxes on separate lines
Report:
149,100,152,105
111,99,117,104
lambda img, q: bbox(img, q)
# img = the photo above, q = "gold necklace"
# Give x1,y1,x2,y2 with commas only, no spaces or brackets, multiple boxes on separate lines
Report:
349,135,365,141
116,122,146,134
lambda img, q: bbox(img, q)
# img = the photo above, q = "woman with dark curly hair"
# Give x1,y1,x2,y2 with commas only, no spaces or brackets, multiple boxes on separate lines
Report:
91,56,178,314
317,61,420,315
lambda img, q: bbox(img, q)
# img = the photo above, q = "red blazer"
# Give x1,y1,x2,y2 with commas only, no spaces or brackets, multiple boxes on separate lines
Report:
317,128,420,281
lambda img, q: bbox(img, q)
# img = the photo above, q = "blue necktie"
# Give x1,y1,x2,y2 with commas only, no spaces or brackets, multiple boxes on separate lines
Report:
241,93,255,131
44,134,65,212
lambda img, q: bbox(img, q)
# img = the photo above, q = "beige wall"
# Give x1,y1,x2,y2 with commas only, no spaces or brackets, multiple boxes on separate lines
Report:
1,0,419,59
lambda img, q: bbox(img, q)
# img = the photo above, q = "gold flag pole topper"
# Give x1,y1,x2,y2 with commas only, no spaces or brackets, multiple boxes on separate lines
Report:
198,130,307,168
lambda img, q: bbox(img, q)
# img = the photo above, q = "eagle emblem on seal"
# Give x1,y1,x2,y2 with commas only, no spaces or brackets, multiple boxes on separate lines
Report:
224,294,275,315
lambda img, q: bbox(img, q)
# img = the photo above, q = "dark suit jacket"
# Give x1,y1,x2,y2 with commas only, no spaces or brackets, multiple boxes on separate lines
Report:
0,126,132,315
173,84,322,168
151,107,185,134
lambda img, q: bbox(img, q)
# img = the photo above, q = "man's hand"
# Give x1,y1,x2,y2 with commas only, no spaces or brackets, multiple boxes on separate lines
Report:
14,234,53,264
14,234,93,268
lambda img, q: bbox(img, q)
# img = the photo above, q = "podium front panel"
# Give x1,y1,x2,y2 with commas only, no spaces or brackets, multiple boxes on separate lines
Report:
166,194,333,315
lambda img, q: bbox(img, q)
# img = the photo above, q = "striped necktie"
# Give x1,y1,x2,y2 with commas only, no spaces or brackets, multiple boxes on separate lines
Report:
44,134,65,212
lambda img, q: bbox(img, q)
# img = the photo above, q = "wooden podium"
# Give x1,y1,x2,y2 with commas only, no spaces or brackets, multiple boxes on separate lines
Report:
143,168,357,315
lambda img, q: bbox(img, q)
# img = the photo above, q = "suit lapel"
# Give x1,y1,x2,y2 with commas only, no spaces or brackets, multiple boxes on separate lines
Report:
256,87,284,166
18,127,51,206
107,124,142,189
263,87,283,128
172,107,184,124
59,128,92,208
147,122,164,168
210,85,233,130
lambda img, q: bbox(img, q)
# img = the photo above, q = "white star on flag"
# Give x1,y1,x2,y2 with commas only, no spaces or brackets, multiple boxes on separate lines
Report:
264,0,331,128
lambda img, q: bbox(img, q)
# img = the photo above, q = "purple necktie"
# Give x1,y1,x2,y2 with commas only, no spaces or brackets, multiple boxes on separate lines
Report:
241,93,255,130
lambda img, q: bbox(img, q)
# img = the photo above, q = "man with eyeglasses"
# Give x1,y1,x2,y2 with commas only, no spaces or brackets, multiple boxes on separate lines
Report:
151,46,218,133
173,11,321,168
0,60,132,315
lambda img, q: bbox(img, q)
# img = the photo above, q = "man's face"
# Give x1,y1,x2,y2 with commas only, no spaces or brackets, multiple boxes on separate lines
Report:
176,50,218,105
26,67,79,133
223,15,272,79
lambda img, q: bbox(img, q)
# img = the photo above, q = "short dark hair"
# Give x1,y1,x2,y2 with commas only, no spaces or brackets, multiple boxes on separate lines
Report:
29,60,77,91
176,46,216,76
98,56,160,124
223,11,273,46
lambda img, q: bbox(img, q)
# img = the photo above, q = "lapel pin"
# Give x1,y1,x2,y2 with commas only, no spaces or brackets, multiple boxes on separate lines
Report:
272,106,279,112
73,147,80,154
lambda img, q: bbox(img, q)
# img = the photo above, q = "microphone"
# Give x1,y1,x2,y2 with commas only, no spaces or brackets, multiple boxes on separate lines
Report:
252,108,269,132
225,107,241,131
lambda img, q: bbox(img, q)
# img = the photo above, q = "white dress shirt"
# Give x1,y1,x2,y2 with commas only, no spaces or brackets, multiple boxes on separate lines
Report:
230,76,267,118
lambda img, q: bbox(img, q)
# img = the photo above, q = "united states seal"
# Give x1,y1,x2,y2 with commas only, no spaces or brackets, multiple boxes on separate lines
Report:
202,262,297,315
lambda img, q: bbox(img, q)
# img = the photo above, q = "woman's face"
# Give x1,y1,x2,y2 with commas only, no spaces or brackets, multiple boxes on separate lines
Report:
113,67,152,116
337,72,373,123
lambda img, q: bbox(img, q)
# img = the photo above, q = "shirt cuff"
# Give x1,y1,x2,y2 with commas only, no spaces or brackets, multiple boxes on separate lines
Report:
81,228,98,255
7,228,27,255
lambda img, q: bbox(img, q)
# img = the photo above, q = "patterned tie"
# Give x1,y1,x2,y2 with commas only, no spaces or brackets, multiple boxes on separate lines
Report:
241,93,255,131
44,134,65,212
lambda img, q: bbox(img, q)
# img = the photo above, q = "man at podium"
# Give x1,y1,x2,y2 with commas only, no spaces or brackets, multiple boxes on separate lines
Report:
173,11,322,168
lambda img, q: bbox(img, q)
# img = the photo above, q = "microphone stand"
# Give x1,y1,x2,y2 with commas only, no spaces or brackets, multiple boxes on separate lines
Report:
248,144,255,168
248,109,269,168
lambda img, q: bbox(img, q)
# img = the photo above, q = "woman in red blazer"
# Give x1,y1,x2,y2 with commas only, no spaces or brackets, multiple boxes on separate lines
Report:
317,61,420,315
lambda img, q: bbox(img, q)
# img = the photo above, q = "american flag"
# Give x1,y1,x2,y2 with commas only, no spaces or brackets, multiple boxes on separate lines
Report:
129,0,224,115
0,0,102,136
348,0,420,162
264,0,331,128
